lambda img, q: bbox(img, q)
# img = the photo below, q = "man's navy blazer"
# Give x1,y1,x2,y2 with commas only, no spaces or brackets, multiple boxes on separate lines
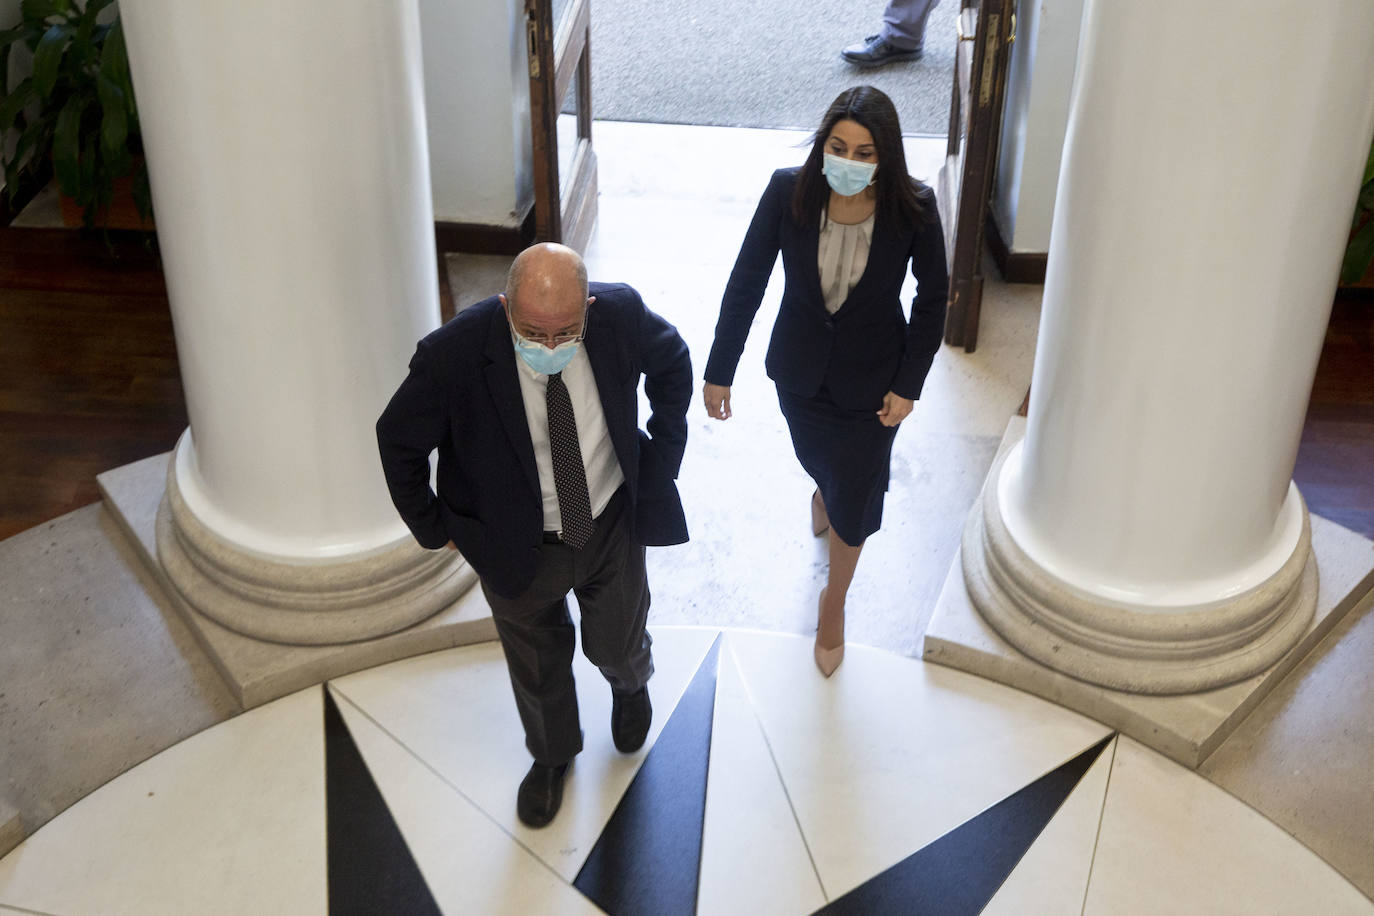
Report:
376,282,692,599
704,166,948,410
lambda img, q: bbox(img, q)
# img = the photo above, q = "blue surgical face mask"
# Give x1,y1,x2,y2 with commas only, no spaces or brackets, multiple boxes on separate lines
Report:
512,330,580,375
822,153,877,197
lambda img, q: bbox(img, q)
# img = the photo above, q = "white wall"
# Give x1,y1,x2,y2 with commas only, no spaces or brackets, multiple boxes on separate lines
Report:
991,0,1085,254
418,0,533,227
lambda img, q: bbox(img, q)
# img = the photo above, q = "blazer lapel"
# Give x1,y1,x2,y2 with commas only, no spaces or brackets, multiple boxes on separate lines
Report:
582,307,638,485
799,218,828,313
482,308,541,500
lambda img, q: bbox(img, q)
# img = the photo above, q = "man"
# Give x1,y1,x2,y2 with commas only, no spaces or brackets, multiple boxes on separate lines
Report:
376,243,691,828
842,0,942,68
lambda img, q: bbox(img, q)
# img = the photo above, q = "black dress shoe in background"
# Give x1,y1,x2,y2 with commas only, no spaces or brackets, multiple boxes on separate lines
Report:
840,34,923,68
611,686,652,753
517,760,571,828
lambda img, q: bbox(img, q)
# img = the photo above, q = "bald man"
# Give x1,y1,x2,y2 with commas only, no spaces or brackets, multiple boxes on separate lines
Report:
376,244,692,828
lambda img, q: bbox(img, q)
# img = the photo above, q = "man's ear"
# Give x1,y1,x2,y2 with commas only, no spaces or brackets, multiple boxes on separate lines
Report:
498,294,508,311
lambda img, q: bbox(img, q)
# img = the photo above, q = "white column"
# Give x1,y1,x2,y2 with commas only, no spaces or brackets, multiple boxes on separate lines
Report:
122,0,472,644
965,0,1374,693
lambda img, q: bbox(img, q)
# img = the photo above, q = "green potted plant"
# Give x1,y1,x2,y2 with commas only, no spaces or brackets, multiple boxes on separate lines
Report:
0,0,151,229
1341,136,1374,287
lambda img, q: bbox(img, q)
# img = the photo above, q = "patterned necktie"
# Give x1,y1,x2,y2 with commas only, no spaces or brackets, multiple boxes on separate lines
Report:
545,372,595,549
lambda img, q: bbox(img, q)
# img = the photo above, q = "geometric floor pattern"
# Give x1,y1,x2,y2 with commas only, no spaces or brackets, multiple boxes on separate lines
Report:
1,626,1369,915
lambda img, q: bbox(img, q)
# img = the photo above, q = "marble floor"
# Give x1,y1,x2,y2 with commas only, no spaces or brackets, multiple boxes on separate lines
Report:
2,121,1372,913
1,627,1369,915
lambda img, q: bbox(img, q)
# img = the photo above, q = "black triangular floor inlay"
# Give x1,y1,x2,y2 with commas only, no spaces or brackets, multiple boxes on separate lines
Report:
324,687,442,916
814,733,1116,916
573,633,723,916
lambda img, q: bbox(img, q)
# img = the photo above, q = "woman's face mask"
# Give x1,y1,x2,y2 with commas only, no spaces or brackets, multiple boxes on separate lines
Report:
823,153,878,197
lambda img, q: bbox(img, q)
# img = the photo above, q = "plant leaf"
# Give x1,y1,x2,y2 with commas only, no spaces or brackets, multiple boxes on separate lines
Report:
1340,216,1374,285
31,22,70,100
13,117,47,171
0,38,11,98
132,159,152,222
51,91,85,194
20,0,64,24
0,78,37,130
1358,180,1374,214
0,25,30,53
5,117,48,193
74,0,94,50
99,17,132,100
95,70,126,162
80,130,102,226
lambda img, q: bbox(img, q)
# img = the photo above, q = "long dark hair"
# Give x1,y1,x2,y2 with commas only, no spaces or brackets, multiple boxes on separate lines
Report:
791,85,928,230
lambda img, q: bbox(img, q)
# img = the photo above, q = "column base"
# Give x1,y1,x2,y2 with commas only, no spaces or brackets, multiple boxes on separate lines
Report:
98,453,496,708
158,441,473,645
924,418,1374,767
971,430,1316,695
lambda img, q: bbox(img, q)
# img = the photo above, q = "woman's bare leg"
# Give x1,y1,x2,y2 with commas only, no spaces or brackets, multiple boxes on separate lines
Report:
818,527,862,650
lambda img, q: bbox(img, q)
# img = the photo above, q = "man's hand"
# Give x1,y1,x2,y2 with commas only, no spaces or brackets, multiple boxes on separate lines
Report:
876,391,913,427
703,383,732,420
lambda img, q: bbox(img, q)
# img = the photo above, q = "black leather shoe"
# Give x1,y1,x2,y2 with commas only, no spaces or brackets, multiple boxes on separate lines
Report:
611,687,652,753
840,34,923,68
517,760,570,828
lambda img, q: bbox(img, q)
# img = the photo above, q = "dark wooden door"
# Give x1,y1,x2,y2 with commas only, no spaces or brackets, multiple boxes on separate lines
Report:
936,0,1016,352
526,0,598,253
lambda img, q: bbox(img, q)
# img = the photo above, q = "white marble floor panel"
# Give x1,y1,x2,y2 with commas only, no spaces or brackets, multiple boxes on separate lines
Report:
329,687,601,915
981,735,1116,915
0,687,326,916
724,628,1114,901
1083,736,1373,915
697,636,826,916
329,625,719,882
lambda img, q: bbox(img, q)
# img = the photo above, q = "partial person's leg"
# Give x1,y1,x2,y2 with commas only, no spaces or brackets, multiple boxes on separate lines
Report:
482,551,583,767
574,491,653,695
843,0,940,66
819,527,863,650
880,0,942,52
574,489,655,751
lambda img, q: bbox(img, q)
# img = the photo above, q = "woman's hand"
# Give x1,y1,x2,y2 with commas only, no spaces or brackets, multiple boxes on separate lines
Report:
876,391,913,427
703,383,733,420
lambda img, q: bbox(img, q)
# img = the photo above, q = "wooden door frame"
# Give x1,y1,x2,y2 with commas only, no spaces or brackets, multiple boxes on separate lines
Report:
526,0,598,253
940,0,1015,352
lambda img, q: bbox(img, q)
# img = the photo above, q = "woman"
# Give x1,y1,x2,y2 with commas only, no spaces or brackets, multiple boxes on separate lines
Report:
702,85,948,676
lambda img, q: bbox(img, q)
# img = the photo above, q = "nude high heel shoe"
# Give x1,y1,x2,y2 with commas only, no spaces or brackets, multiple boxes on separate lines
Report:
814,587,845,677
811,488,830,537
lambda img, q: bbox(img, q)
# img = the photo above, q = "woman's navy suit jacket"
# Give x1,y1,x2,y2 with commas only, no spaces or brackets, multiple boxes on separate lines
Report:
704,166,949,410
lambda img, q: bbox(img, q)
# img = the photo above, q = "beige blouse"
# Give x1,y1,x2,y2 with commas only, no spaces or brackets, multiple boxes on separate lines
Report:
817,211,875,314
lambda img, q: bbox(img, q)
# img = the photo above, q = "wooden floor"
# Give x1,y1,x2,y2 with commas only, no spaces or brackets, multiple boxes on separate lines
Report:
1,227,1371,542
1293,296,1374,538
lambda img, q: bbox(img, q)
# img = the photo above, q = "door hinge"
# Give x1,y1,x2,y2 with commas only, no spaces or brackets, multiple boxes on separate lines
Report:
527,18,540,79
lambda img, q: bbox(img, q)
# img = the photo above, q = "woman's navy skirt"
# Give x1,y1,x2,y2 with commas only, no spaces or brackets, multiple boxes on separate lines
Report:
776,384,898,546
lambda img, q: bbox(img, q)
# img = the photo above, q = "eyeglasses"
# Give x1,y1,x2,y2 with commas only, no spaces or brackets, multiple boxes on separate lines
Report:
508,300,590,349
